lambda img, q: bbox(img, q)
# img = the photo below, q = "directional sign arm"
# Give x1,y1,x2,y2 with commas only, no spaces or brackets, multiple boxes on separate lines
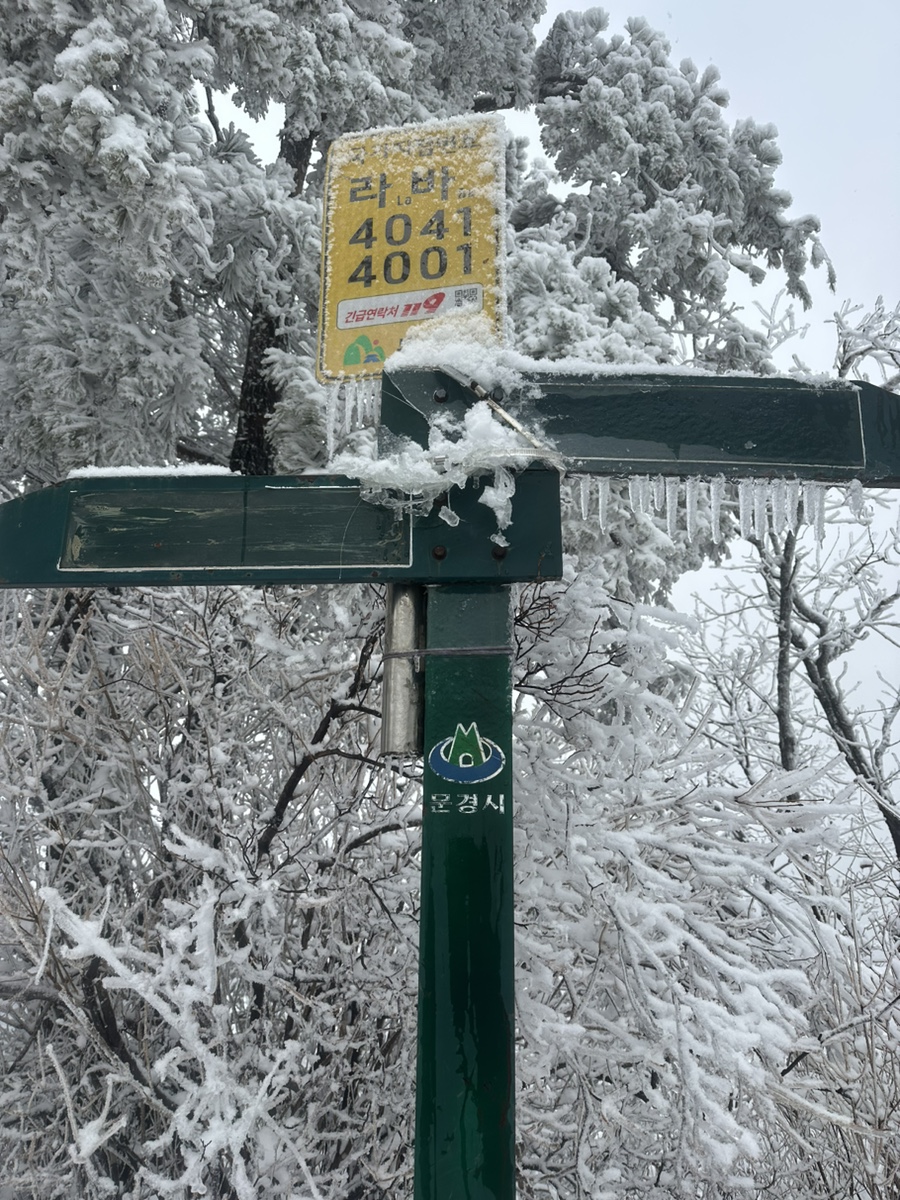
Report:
0,472,562,589
382,368,900,486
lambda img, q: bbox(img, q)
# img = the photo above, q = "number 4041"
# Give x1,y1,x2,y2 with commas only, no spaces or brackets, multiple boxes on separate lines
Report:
347,209,472,288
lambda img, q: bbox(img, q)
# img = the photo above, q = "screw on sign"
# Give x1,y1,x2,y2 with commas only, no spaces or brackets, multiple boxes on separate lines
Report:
316,116,505,381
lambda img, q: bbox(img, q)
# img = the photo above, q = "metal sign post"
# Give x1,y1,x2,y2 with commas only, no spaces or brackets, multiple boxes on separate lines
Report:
416,585,515,1200
4,367,900,1200
0,470,561,589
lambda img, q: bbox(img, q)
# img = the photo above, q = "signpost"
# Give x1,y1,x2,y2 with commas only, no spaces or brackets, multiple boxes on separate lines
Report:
5,367,900,1200
317,118,505,380
416,585,515,1200
382,368,900,484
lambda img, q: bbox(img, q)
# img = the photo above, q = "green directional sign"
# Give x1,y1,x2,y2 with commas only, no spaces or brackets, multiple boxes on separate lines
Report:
0,471,562,588
382,368,900,485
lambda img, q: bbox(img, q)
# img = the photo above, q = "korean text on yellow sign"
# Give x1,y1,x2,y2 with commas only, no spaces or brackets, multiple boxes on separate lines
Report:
317,116,505,381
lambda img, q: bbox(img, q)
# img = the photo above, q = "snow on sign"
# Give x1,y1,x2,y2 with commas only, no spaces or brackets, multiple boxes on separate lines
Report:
316,116,505,381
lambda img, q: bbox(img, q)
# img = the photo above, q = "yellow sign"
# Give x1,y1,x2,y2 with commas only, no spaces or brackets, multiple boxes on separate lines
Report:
316,116,505,381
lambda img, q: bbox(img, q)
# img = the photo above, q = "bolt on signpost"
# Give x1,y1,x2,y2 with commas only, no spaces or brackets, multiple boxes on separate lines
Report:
4,116,900,1200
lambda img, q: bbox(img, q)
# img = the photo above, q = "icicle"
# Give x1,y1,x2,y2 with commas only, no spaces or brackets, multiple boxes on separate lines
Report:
665,476,679,539
801,481,813,528
816,487,827,543
598,477,610,533
753,479,769,539
785,479,800,533
347,382,357,433
628,476,641,515
802,482,826,542
685,477,699,543
738,480,753,540
364,376,380,425
801,482,814,536
709,475,724,544
770,478,787,535
580,476,591,521
341,381,353,436
638,475,652,515
847,479,867,520
798,481,827,542
326,385,340,459
652,474,665,513
330,378,380,443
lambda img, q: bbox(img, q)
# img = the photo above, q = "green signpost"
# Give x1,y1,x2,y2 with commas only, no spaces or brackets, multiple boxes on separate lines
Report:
416,585,515,1200
3,366,900,1200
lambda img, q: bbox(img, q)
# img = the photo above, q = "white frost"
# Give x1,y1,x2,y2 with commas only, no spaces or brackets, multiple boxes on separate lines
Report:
67,464,235,479
331,387,558,529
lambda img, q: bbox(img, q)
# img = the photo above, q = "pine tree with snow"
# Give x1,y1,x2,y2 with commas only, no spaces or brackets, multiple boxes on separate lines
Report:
525,9,835,371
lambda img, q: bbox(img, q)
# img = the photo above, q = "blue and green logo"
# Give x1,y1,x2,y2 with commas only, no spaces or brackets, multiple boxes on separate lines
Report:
343,335,385,366
428,722,506,783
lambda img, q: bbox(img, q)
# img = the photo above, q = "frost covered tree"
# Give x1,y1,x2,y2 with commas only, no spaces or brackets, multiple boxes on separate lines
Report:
1,2,896,1198
517,9,835,370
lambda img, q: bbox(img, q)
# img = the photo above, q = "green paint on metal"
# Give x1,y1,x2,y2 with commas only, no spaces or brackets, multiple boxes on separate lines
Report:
383,369,900,485
61,479,408,571
0,471,562,588
416,585,515,1200
381,368,475,449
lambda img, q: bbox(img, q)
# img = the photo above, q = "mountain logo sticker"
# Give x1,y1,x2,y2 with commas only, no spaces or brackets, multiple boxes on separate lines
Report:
428,722,506,783
343,334,385,366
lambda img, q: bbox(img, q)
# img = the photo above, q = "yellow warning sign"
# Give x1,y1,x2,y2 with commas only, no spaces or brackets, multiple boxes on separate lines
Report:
317,116,505,381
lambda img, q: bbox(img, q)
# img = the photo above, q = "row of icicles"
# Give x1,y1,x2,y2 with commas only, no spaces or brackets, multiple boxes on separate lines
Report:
581,475,868,544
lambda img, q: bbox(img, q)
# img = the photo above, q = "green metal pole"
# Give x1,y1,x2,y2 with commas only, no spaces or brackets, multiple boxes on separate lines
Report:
414,584,515,1200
